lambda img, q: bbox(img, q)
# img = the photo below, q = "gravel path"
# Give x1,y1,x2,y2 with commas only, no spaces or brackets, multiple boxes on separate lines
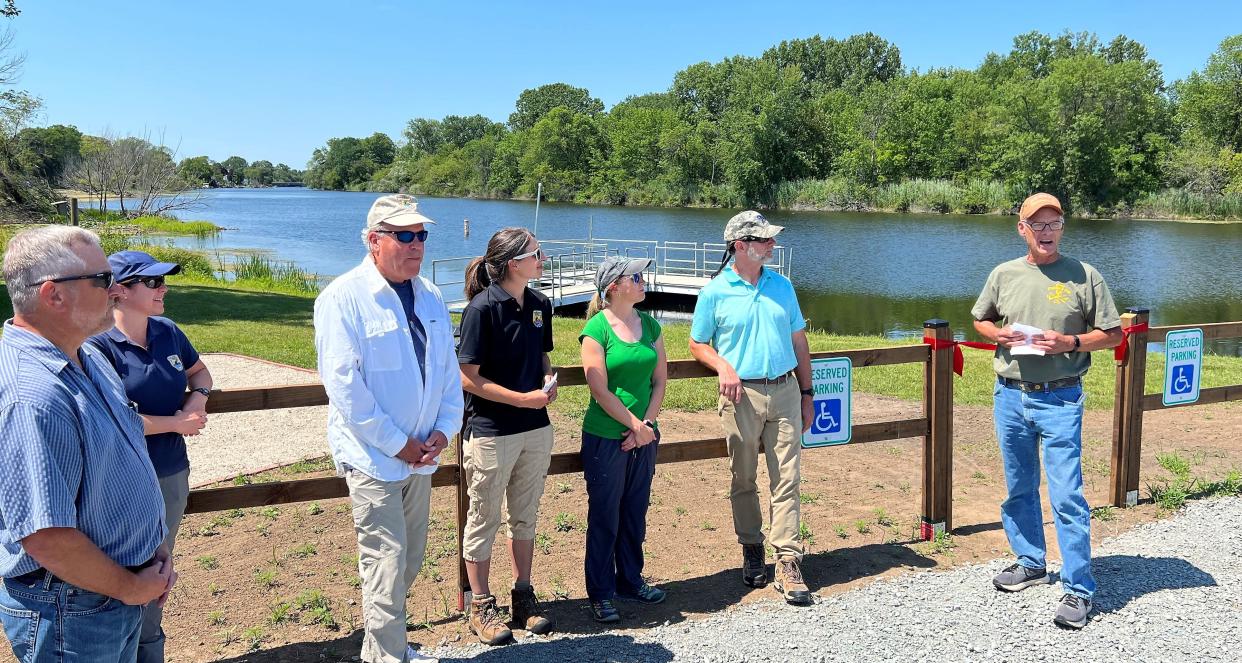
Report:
188,353,327,486
430,497,1242,662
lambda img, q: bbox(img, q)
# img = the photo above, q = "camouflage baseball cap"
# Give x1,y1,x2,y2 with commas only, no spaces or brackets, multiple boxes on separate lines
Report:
723,210,783,242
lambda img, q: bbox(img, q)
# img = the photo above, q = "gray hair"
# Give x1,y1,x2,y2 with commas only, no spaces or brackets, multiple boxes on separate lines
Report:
3,226,101,315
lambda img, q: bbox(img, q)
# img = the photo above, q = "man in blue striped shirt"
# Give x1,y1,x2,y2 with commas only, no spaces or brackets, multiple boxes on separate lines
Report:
1,226,174,663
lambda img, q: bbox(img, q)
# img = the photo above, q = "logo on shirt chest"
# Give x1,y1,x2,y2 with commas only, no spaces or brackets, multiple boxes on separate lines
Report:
166,354,184,371
1047,283,1072,306
532,309,544,329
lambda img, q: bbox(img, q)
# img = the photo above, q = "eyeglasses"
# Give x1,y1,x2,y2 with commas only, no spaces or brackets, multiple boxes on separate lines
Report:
513,247,546,261
26,271,115,289
124,275,165,289
1022,219,1065,232
376,229,429,243
627,272,644,284
737,235,775,244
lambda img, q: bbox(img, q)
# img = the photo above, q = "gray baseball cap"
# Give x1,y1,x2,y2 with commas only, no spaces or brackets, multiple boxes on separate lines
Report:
594,255,653,295
366,194,437,228
723,210,783,242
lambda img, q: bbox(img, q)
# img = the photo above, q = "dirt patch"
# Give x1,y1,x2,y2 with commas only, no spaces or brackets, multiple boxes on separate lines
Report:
3,395,1240,663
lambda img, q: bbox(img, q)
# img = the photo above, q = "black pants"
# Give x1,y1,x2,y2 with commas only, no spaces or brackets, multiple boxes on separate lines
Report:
581,430,658,601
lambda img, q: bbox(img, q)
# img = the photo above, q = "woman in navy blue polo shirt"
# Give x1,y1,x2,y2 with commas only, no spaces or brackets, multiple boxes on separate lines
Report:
87,250,213,663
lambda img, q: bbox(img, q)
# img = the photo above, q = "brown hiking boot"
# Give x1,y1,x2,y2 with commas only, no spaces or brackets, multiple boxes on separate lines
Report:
774,555,812,605
510,585,553,634
468,594,512,645
741,543,768,588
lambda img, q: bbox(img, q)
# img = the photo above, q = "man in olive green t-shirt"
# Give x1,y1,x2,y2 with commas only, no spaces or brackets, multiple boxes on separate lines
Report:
971,192,1122,630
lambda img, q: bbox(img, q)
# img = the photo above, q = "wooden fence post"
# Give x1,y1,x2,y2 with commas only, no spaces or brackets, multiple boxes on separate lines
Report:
1110,308,1150,507
70,197,79,226
921,319,954,539
455,433,470,613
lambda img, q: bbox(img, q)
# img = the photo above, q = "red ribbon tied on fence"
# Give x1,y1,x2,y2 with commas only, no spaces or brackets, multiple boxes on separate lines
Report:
923,337,998,376
1114,322,1150,362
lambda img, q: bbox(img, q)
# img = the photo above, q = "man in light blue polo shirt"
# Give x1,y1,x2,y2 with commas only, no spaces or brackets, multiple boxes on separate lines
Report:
690,210,814,606
1,226,174,663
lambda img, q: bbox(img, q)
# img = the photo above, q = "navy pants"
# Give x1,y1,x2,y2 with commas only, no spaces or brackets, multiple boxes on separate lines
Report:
582,430,659,601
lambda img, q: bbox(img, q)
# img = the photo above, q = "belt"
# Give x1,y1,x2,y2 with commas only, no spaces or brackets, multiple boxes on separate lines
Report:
6,556,156,586
740,371,794,385
1000,376,1082,393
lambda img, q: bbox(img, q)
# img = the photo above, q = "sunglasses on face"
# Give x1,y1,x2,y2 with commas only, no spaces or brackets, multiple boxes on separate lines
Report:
737,235,775,244
26,270,115,289
513,247,546,261
376,229,429,243
626,272,644,284
124,275,166,289
1022,220,1065,232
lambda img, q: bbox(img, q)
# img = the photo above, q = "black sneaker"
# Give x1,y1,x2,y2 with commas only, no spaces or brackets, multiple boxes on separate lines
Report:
741,544,767,588
992,562,1048,592
1053,593,1092,629
589,599,620,623
616,583,666,605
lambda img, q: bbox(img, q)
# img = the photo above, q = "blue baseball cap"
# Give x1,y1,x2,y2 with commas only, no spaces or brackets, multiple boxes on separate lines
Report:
108,250,182,283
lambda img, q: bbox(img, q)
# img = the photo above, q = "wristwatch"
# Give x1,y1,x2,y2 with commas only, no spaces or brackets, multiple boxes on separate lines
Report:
1072,335,1081,352
800,387,814,397
192,387,212,398
642,419,656,429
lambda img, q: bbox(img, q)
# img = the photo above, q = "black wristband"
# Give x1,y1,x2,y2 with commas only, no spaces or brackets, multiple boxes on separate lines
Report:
643,420,656,429
800,388,814,397
192,387,212,398
1072,335,1081,351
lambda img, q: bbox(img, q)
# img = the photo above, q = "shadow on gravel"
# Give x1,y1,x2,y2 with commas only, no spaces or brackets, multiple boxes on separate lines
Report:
437,634,674,663
1088,554,1218,614
548,542,937,637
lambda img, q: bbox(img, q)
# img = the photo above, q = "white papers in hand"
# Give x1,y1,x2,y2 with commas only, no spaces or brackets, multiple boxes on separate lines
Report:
1009,323,1046,356
542,373,558,393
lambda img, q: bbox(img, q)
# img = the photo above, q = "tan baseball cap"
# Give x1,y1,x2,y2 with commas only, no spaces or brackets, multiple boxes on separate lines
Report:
1019,193,1063,221
366,194,437,228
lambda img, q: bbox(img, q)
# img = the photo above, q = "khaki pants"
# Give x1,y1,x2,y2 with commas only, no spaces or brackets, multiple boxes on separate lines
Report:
461,425,554,562
346,469,432,663
719,378,804,560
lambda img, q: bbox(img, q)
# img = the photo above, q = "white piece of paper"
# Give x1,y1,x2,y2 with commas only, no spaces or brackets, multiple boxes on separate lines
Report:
542,373,558,393
1009,323,1047,356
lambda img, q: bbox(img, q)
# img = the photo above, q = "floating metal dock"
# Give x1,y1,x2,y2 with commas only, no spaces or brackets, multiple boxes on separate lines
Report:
432,238,792,311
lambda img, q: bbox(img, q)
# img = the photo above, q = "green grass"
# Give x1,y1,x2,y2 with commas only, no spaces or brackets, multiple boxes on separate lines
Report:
3,262,1242,412
108,215,220,237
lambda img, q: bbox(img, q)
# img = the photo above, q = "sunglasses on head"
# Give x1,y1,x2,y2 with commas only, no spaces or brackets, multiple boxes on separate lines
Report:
124,275,166,289
26,271,115,289
376,229,429,243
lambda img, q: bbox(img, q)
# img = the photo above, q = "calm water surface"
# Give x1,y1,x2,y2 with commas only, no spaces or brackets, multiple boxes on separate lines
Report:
163,189,1242,352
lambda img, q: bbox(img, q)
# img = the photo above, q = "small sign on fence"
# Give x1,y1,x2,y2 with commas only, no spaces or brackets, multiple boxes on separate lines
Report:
802,357,852,447
1163,328,1203,406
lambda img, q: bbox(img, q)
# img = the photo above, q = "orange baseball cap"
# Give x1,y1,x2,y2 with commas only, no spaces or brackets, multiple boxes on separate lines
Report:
1019,193,1063,220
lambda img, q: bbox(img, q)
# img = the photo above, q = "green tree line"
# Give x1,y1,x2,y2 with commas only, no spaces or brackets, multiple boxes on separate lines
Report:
303,31,1242,218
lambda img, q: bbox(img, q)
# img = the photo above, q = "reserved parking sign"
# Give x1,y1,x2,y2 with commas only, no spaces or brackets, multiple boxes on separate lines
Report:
1163,328,1203,406
803,357,852,447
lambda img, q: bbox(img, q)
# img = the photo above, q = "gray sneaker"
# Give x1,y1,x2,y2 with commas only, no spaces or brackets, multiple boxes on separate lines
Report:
1053,593,1092,629
992,563,1048,592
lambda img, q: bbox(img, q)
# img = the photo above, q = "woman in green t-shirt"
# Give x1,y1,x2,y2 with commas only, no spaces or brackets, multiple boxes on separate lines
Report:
579,255,668,623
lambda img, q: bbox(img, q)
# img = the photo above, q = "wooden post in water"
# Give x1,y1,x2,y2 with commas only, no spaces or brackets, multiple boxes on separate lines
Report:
921,319,954,539
1110,308,1150,507
70,197,79,226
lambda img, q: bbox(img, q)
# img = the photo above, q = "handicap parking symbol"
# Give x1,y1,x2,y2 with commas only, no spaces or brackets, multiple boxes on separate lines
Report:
1171,365,1195,395
811,398,842,434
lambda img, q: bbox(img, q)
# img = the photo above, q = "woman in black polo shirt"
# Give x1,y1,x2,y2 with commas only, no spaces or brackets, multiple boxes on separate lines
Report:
87,250,213,663
457,227,557,645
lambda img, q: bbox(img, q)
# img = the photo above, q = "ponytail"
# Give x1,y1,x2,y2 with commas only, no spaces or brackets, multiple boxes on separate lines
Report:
464,227,535,301
585,291,606,319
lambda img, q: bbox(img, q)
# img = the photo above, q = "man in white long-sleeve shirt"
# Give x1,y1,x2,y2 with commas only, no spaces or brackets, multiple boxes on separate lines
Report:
314,194,462,663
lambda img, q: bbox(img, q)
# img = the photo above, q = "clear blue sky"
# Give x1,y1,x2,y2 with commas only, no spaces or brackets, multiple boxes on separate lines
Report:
9,1,1241,167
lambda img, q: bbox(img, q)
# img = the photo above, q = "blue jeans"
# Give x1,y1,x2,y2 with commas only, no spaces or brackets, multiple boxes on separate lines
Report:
994,379,1096,599
581,430,658,601
0,570,142,662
